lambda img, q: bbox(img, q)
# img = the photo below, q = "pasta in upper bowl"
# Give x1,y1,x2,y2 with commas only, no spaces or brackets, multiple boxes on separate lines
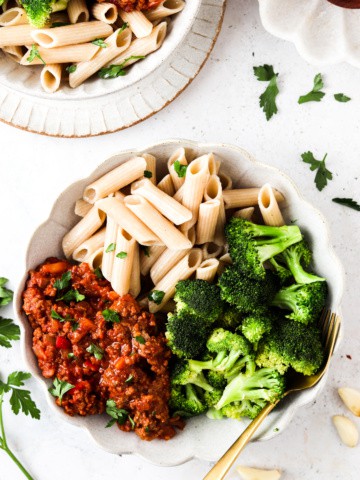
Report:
0,0,186,92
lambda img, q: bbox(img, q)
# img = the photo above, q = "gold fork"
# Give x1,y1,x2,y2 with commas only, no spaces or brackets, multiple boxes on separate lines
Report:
203,310,341,480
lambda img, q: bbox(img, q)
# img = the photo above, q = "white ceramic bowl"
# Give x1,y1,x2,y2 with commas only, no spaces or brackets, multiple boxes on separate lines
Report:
0,1,225,136
15,139,344,466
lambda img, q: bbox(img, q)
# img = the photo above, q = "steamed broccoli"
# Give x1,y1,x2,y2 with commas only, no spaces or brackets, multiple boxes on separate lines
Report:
275,241,325,285
269,257,293,285
207,399,267,420
206,370,227,390
256,317,324,376
271,281,327,325
174,280,223,323
218,265,279,314
225,217,302,279
216,306,243,330
171,360,214,392
169,384,207,417
165,312,210,359
21,0,69,28
240,310,274,344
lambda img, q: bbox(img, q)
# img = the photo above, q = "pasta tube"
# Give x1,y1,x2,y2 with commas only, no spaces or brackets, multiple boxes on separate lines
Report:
196,200,220,245
196,258,219,282
258,183,285,227
72,227,106,262
67,0,89,24
118,9,153,38
140,245,166,276
0,7,28,27
150,247,191,285
145,0,185,22
157,174,174,196
91,2,117,24
223,188,284,209
40,64,62,93
21,43,99,65
111,228,136,296
168,147,188,191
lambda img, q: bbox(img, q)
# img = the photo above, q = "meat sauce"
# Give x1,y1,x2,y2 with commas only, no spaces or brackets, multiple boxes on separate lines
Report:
97,0,163,13
22,258,183,441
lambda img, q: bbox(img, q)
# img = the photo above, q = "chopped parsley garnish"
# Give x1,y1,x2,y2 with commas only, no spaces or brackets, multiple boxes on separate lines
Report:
98,56,145,79
67,353,75,359
92,38,108,48
145,426,151,433
105,399,130,428
106,243,116,253
72,322,79,332
253,64,279,120
140,245,150,257
57,289,85,303
0,371,40,418
50,309,74,323
102,309,120,323
48,378,74,405
116,251,127,259
125,374,134,383
66,65,77,74
301,151,333,191
173,160,187,178
94,267,104,279
0,317,20,348
118,22,128,34
332,198,360,211
54,271,71,291
0,277,13,307
334,93,351,103
86,343,104,360
298,73,325,104
148,290,165,305
27,44,46,65
128,416,135,429
144,170,153,178
135,335,145,345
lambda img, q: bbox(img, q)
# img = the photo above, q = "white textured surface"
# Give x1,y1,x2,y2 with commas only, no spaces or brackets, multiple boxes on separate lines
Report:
259,0,360,67
0,0,360,479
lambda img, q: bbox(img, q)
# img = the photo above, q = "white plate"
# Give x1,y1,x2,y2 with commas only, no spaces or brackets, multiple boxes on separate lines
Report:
259,0,360,67
14,139,344,466
0,1,225,137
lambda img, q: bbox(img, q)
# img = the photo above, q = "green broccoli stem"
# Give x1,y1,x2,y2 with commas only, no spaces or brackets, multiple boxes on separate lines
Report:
0,394,34,480
256,232,302,263
282,250,325,284
271,287,298,311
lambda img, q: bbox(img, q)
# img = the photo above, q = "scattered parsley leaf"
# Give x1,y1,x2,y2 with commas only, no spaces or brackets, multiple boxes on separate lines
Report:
106,243,116,253
27,44,46,65
135,335,145,345
102,309,120,323
94,267,104,279
66,65,77,74
54,271,71,291
254,65,279,120
86,343,104,360
298,73,325,104
0,278,13,307
301,151,333,191
144,170,153,178
67,353,75,359
48,378,74,405
106,418,117,428
0,317,20,348
50,309,69,322
148,290,165,305
145,426,150,433
92,38,108,48
118,22,128,34
125,374,134,383
7,371,31,388
116,251,127,259
253,64,276,82
98,56,145,79
334,93,351,103
332,198,360,211
140,245,150,257
57,289,85,303
72,322,79,332
105,399,129,427
9,388,41,418
128,416,135,429
173,160,187,178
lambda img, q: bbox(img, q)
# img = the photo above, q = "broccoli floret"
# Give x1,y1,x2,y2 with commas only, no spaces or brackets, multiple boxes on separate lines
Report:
220,400,267,420
171,360,214,392
219,265,279,314
225,217,302,279
217,306,243,330
174,280,223,323
276,241,325,285
204,388,223,408
206,370,227,390
169,384,207,418
269,257,293,285
271,281,327,325
240,310,274,344
21,0,69,28
256,317,324,376
165,312,210,359
214,367,285,411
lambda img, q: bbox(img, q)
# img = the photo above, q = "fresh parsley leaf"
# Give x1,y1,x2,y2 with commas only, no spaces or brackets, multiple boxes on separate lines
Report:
106,243,116,253
144,170,153,178
298,73,325,104
106,418,117,428
118,22,128,34
148,290,165,305
253,64,276,82
254,64,279,120
9,387,41,419
72,322,79,331
86,343,104,360
48,378,74,405
98,56,145,79
0,278,13,307
92,38,108,48
102,309,120,323
140,245,150,257
135,335,145,344
7,371,31,388
128,415,135,429
334,93,351,103
301,151,333,191
57,289,85,303
105,399,129,426
173,160,187,178
51,309,67,322
116,251,127,259
51,22,70,28
125,374,134,383
27,44,46,66
66,65,77,74
67,353,75,359
54,271,71,291
332,198,360,211
94,267,104,279
0,317,20,348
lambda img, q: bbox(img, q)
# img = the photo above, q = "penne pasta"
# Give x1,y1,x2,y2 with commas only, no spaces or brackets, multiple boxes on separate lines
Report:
0,7,27,27
75,198,93,217
219,252,232,264
223,188,284,209
40,64,62,93
1,0,20,11
0,24,33,46
101,217,119,281
218,171,233,190
62,206,106,258
140,245,166,276
168,147,188,191
124,194,192,250
131,178,192,225
157,174,175,196
2,44,25,62
111,228,136,296
142,153,157,185
173,184,183,203
83,246,103,271
145,0,185,22
91,2,117,24
196,200,220,244
72,227,106,262
67,0,89,24
96,197,162,246
84,156,147,203
203,175,226,246
258,183,285,227
150,247,191,285
201,242,223,260
148,248,202,313
129,243,141,298
233,207,255,220
21,43,99,65
118,9,153,38
196,258,219,282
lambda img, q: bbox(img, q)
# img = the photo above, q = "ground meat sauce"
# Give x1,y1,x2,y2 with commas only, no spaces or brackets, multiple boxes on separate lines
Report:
97,0,162,12
22,258,183,441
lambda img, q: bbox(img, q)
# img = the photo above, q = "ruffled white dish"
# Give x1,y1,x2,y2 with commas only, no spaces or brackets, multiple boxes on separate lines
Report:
14,139,344,466
259,0,360,67
0,0,225,137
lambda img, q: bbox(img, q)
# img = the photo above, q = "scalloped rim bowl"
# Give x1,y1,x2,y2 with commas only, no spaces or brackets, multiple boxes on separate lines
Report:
15,139,344,466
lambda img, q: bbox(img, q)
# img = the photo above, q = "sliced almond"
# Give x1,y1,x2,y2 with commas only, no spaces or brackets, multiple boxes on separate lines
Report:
236,466,282,480
338,387,360,417
332,415,359,447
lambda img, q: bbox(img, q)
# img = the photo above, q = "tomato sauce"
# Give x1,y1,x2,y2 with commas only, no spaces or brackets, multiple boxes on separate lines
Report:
98,0,163,13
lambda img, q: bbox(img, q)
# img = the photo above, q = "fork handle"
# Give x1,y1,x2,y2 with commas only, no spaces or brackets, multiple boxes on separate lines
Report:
203,402,278,480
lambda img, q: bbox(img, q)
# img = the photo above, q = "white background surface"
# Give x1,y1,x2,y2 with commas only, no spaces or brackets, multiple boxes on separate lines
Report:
0,0,360,479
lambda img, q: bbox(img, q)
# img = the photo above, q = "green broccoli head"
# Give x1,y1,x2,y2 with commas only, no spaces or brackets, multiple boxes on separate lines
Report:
218,265,279,314
219,399,267,420
204,388,223,408
171,360,214,392
165,312,210,359
216,306,243,330
21,0,69,28
271,281,327,325
206,328,252,372
174,280,223,323
240,310,274,344
205,370,227,390
169,384,207,418
256,317,324,376
269,257,293,286
225,217,302,279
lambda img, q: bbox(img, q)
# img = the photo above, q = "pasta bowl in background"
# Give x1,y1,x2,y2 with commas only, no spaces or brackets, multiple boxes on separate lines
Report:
15,139,344,465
